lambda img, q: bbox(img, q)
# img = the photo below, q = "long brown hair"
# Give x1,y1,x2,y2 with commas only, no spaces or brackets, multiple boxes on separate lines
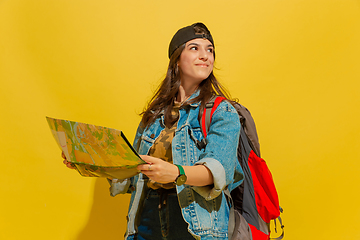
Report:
141,24,234,128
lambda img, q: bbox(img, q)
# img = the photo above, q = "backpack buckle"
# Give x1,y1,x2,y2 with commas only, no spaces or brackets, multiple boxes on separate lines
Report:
205,102,214,108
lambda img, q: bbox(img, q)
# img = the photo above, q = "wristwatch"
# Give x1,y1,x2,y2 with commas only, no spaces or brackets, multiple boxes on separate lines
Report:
174,164,187,186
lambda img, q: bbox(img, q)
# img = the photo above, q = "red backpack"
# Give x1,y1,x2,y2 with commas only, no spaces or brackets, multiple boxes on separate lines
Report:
200,96,284,240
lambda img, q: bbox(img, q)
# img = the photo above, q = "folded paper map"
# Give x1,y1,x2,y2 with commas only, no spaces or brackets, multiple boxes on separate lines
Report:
46,117,145,179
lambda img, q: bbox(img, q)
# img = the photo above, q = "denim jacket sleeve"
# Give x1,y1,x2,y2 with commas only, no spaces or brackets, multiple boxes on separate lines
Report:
108,122,144,197
192,100,241,200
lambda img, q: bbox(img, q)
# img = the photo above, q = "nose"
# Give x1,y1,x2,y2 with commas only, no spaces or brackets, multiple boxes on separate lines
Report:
199,49,208,61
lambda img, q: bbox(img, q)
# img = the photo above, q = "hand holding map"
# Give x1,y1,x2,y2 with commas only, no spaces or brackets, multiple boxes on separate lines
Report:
46,117,145,179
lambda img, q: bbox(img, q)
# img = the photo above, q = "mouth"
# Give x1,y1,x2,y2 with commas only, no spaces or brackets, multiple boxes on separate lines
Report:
195,64,209,68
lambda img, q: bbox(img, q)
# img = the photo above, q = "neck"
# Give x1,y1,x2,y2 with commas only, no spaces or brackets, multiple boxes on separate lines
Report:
177,85,198,102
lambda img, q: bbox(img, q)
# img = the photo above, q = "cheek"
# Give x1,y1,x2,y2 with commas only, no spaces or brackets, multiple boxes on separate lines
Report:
178,57,189,69
208,60,214,71
179,58,194,71
208,54,214,66
209,54,214,63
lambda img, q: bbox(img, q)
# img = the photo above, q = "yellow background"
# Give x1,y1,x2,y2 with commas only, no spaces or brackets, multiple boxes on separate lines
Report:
1,0,359,239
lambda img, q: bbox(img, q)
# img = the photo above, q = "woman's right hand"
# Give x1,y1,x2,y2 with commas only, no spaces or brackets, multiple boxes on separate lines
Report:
62,152,76,169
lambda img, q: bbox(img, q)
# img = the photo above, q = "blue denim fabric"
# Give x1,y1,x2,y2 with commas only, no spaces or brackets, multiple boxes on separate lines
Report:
110,91,243,240
136,188,195,240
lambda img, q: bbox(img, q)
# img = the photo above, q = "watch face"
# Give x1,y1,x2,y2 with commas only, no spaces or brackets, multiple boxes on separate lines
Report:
176,175,187,186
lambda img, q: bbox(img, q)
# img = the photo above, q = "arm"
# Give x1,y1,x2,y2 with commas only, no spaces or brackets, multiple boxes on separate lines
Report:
194,101,241,191
137,155,213,186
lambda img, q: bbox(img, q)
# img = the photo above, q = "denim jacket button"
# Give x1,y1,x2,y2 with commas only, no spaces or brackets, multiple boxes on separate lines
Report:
150,134,155,138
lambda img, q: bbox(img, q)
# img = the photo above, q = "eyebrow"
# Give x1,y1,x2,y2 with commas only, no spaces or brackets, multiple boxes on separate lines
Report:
187,42,214,48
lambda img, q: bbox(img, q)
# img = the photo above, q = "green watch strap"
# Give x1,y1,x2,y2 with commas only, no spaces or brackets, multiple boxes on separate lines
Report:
174,164,187,186
175,164,185,175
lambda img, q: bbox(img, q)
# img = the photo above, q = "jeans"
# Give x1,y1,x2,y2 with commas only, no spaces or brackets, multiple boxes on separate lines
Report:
136,188,195,240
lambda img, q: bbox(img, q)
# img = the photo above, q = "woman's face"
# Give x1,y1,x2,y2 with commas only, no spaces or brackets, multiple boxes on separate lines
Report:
178,38,214,88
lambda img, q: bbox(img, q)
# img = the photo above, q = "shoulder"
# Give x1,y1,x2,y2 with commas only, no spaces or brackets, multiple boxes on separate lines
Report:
135,121,145,135
214,99,238,114
210,100,240,129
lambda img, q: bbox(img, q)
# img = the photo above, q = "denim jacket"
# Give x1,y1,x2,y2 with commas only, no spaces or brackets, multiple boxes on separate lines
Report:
109,91,243,240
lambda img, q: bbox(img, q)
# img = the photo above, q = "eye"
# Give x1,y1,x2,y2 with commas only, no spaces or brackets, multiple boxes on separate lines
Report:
190,46,198,50
207,48,214,53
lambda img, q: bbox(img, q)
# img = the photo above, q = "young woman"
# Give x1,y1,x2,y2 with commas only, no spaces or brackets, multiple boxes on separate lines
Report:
65,22,243,240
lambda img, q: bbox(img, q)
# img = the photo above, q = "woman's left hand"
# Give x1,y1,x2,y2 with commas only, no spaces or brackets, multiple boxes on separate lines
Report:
137,155,179,184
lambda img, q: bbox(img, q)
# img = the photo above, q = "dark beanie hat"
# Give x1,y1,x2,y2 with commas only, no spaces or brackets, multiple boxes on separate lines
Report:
168,22,214,58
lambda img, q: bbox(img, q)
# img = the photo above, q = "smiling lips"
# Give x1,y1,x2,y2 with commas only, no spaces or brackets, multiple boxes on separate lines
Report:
195,64,209,67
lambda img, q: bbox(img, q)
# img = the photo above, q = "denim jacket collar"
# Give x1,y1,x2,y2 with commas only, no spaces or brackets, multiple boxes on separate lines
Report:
187,89,201,107
153,90,201,128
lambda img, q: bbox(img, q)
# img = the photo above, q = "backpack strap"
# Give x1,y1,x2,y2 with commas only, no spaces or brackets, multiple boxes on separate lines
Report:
201,96,226,138
224,188,236,240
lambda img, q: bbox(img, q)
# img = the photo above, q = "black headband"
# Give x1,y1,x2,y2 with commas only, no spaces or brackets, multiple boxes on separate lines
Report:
168,22,214,58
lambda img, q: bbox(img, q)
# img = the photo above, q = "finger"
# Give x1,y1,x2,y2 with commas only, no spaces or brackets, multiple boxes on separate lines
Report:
140,155,164,165
61,152,66,159
137,163,153,171
139,155,152,163
66,162,76,169
140,170,156,179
